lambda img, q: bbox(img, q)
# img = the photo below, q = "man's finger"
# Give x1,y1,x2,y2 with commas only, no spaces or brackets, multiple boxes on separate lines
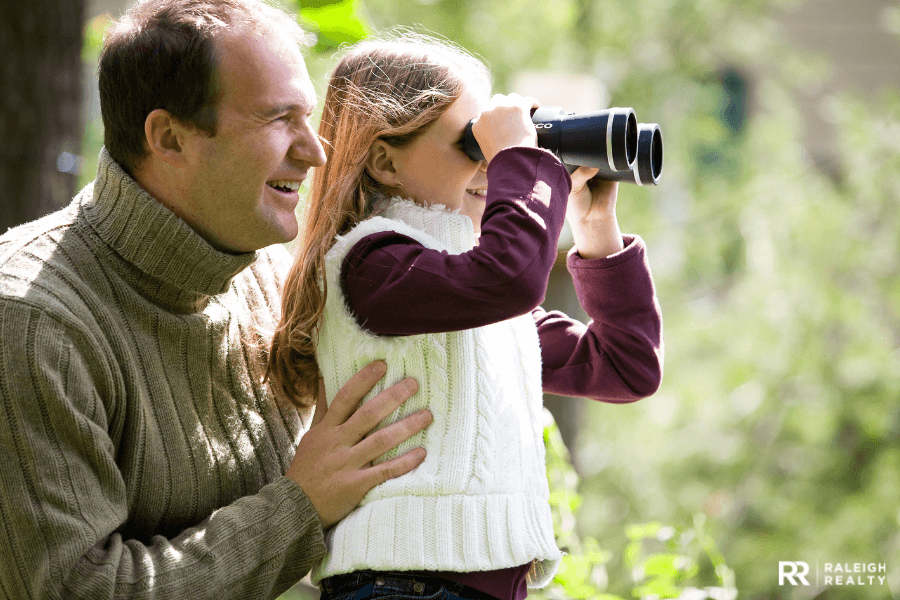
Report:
342,377,420,443
358,447,428,489
322,361,387,426
353,408,432,465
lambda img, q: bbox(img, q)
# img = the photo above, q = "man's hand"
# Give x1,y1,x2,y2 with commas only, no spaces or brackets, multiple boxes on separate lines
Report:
285,361,431,528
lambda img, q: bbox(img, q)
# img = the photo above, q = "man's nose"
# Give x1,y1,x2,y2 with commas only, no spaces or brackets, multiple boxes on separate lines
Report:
290,124,327,167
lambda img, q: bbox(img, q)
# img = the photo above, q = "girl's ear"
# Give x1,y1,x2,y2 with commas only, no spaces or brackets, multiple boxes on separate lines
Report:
365,139,401,186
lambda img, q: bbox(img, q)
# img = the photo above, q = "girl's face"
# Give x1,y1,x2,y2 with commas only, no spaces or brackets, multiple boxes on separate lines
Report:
391,85,489,231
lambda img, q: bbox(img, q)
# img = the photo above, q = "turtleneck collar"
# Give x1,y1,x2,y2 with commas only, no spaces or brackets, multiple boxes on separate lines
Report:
379,197,477,254
80,148,259,312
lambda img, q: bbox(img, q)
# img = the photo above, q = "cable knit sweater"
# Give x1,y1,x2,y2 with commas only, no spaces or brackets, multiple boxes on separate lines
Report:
313,197,562,587
0,149,325,599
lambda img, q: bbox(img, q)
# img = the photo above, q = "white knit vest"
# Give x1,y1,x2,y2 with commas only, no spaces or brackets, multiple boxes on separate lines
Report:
311,198,561,587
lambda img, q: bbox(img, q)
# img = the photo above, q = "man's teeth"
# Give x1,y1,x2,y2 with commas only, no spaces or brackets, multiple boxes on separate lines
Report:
268,180,301,192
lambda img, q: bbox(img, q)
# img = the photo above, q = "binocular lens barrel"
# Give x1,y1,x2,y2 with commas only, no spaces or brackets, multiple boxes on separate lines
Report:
534,106,637,173
608,123,663,186
464,106,662,185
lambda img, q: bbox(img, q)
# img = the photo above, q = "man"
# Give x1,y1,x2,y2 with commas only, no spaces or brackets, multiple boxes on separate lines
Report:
0,1,431,597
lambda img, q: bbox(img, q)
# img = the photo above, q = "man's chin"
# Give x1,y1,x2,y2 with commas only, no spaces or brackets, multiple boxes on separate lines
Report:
271,218,300,246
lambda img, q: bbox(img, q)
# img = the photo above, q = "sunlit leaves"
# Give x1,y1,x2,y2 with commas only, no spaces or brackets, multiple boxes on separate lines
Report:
294,0,370,51
82,13,113,61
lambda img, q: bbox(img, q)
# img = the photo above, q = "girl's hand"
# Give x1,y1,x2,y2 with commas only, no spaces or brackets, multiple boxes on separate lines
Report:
470,93,539,163
567,167,624,259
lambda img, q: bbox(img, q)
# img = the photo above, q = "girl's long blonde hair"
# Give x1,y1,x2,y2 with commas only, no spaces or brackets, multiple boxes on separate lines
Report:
266,31,491,407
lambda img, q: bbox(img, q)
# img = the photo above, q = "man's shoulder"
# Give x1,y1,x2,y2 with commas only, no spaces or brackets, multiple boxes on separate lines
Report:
1,190,79,242
0,195,98,324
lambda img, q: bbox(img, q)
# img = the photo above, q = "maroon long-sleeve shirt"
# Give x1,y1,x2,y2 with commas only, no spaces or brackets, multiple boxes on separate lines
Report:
338,147,663,599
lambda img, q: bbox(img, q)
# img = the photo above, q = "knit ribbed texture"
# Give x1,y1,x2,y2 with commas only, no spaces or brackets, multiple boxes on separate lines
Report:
312,198,561,587
0,148,325,599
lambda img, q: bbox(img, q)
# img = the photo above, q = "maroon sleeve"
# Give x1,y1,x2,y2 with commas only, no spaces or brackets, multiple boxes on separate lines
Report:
341,146,571,335
535,235,664,402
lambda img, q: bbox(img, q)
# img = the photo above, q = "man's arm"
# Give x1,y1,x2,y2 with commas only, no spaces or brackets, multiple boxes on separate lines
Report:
0,301,427,599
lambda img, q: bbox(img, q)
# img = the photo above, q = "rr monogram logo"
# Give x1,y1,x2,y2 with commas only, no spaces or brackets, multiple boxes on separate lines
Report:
779,561,811,586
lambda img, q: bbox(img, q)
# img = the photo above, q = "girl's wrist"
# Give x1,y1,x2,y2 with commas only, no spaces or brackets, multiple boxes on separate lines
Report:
569,212,624,259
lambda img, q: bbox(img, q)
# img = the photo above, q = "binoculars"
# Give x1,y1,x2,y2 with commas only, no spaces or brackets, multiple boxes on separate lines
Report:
464,106,663,186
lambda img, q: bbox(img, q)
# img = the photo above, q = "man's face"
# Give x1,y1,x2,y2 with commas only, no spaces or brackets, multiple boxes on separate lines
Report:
183,30,326,253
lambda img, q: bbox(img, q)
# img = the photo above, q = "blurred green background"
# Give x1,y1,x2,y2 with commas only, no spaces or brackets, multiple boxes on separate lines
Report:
77,0,900,598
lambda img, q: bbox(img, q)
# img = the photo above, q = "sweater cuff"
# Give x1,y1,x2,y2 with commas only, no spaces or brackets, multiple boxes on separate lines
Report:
274,476,327,550
566,235,656,317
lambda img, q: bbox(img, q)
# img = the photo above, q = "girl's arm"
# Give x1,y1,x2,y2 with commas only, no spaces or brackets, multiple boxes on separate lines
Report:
343,158,663,401
539,169,662,402
536,237,663,402
341,146,571,335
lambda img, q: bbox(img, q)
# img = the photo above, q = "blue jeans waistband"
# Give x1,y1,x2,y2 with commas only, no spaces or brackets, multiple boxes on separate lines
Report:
319,570,501,600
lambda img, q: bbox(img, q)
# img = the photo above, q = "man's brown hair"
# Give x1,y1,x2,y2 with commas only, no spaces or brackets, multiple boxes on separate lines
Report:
98,0,305,174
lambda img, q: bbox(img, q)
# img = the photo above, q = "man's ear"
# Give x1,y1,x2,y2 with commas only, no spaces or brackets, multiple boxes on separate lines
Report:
144,109,192,167
365,139,401,186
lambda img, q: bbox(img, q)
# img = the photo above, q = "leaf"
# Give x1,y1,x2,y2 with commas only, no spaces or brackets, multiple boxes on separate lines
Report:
297,0,370,51
82,13,114,61
627,522,663,541
642,553,680,577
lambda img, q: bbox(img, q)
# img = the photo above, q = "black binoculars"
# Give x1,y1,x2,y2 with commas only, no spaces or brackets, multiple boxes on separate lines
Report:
464,106,663,186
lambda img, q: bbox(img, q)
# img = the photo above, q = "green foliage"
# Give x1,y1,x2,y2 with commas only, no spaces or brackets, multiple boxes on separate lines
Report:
537,417,620,600
531,419,737,600
82,13,113,62
293,0,370,51
624,518,736,600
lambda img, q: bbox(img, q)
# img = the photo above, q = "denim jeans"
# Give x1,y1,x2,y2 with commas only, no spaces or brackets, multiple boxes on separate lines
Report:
319,570,501,600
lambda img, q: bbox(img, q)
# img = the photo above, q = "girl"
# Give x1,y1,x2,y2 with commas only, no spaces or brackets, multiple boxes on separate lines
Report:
268,32,663,600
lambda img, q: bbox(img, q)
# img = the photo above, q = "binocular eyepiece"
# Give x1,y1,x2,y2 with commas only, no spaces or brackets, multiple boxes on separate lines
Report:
464,106,663,186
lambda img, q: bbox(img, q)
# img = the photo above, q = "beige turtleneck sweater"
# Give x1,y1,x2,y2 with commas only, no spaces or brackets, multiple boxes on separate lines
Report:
0,149,325,599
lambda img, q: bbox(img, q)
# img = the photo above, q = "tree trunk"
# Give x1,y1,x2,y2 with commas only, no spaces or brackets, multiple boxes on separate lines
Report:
0,0,86,233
